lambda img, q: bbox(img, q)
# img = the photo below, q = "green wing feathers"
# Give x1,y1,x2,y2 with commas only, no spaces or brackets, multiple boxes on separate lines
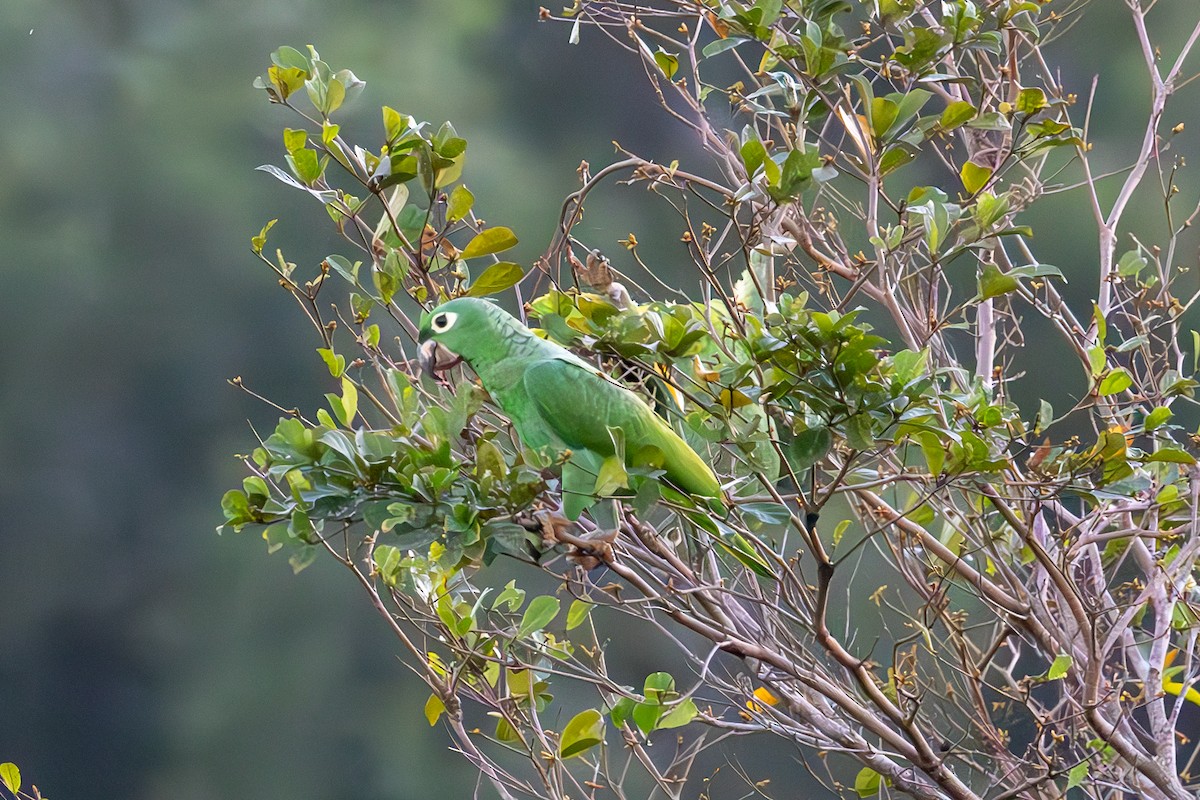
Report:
524,358,721,499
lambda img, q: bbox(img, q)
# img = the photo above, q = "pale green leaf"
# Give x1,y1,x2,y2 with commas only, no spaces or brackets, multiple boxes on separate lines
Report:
1066,761,1088,789
559,708,606,758
0,763,19,794
491,579,526,612
654,48,679,79
594,455,629,496
465,261,524,298
251,218,277,255
657,698,698,729
1047,653,1072,680
462,226,518,259
566,599,593,630
447,184,474,222
317,347,345,377
1098,368,1132,396
1015,87,1048,113
854,766,881,797
940,100,976,130
1144,406,1173,431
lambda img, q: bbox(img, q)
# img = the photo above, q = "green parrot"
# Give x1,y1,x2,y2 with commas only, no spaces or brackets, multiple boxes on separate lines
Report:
417,297,721,521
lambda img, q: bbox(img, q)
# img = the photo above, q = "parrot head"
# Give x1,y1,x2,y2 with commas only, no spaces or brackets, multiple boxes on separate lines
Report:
417,297,499,377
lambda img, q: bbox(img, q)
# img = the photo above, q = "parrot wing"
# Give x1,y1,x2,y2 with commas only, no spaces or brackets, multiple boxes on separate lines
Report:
523,356,721,499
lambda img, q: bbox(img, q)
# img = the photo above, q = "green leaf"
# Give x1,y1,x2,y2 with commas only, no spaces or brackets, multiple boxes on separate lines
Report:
1098,368,1133,396
1087,345,1106,378
517,595,560,638
917,430,945,476
1066,761,1088,790
559,709,606,758
594,455,629,496
446,184,474,222
890,348,927,383
1015,87,1048,114
960,161,992,194
844,413,876,451
326,377,359,426
869,97,899,139
1116,250,1146,277
703,37,748,58
879,144,917,175
424,693,446,726
1092,302,1107,346
566,599,593,630
289,545,317,574
492,579,527,612
1036,399,1053,434
271,45,309,73
740,136,767,177
854,766,881,797
977,262,1019,300
465,261,524,298
283,127,307,154
1046,653,1072,680
221,489,252,527
372,544,405,587
382,106,406,141
654,47,679,79
787,426,832,471
740,502,790,527
608,696,635,727
317,347,346,377
289,148,322,185
770,147,820,199
461,226,518,259
0,763,19,794
632,701,663,734
325,254,359,283
1144,448,1196,465
940,100,976,130
1144,406,1173,431
643,671,676,702
715,533,774,578
657,697,698,729
973,191,1009,228
251,218,277,255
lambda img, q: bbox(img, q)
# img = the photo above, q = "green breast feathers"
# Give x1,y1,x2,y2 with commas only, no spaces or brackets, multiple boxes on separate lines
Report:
417,297,720,520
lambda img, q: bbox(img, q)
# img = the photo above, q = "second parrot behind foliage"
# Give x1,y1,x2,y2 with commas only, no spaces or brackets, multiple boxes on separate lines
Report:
417,297,721,519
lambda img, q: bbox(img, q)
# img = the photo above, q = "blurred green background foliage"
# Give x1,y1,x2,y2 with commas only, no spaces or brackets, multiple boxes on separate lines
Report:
2,0,1199,798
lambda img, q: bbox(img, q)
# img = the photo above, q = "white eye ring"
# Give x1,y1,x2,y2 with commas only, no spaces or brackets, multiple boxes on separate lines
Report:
431,311,458,333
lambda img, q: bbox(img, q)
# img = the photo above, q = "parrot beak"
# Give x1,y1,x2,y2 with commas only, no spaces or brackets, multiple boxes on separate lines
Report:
418,340,462,378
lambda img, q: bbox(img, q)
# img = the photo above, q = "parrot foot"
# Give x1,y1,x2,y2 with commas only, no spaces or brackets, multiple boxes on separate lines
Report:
533,510,616,570
535,510,577,549
567,531,616,571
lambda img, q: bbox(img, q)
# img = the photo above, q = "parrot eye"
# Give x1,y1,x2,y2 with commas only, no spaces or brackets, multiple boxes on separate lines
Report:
431,311,457,333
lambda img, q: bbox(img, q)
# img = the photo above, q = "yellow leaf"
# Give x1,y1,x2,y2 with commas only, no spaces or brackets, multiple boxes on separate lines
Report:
424,693,446,725
960,160,992,194
746,686,780,713
692,355,719,382
720,388,753,410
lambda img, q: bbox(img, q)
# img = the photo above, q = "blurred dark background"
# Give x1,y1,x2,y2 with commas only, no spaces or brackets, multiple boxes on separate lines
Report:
1,1,1198,798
